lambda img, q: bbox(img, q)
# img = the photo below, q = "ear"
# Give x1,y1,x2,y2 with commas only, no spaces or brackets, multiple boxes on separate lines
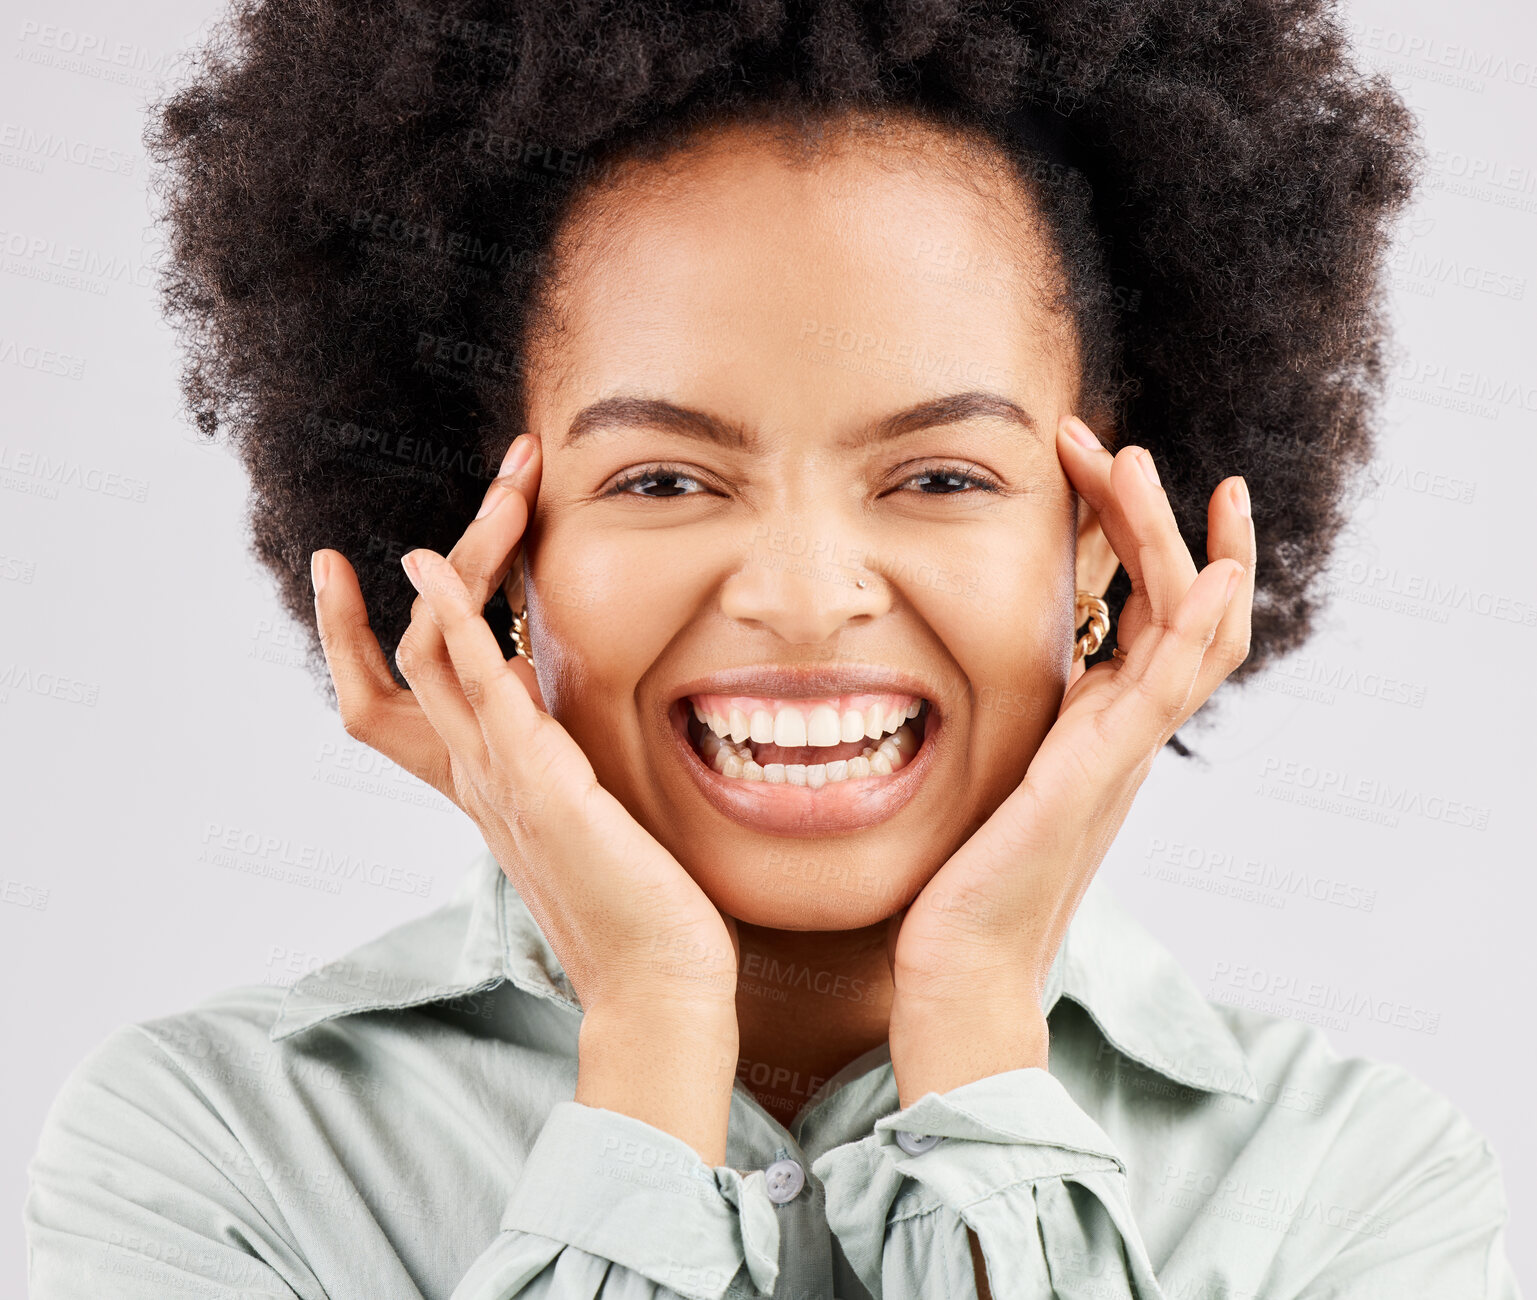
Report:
1068,493,1122,689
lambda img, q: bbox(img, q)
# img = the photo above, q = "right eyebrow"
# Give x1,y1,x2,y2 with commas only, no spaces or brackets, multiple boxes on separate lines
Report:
563,396,759,452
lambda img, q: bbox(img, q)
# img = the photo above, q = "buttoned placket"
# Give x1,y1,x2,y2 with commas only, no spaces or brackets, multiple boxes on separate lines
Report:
728,1094,833,1299
719,1039,903,1300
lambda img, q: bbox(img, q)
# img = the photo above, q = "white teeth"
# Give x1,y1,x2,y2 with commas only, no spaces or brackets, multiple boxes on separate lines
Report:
773,709,808,748
690,695,927,786
694,725,915,784
806,705,841,747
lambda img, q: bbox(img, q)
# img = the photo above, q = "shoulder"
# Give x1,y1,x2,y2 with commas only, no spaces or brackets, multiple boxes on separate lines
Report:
1216,999,1485,1142
25,986,299,1267
1211,1002,1509,1229
34,983,291,1157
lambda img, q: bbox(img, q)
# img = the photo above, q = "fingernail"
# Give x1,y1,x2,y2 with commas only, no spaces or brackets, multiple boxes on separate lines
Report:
401,551,421,588
1138,449,1161,487
1062,416,1101,451
475,484,506,520
310,550,329,597
497,437,535,479
1232,476,1251,518
1225,566,1244,604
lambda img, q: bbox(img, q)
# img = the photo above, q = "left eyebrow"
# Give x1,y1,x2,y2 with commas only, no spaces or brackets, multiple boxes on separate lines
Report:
561,388,1038,452
842,390,1040,449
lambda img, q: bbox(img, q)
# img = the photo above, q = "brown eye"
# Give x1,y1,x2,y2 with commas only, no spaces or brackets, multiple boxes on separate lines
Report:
896,464,1001,495
605,464,712,498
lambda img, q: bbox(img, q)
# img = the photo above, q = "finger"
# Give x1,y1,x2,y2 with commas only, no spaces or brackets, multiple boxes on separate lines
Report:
448,435,540,607
1119,554,1245,741
312,548,453,792
402,547,545,764
405,435,540,718
1191,475,1256,701
1108,442,1198,643
1057,419,1193,639
1058,417,1202,652
395,560,495,772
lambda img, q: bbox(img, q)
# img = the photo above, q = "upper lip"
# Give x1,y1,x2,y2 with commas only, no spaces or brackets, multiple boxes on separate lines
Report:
670,663,938,705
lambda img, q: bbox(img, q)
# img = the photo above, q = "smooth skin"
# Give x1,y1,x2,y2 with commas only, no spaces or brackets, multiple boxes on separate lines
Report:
309,110,1254,1295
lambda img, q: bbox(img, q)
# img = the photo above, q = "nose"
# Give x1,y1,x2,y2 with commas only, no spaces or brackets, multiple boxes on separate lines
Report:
720,521,892,643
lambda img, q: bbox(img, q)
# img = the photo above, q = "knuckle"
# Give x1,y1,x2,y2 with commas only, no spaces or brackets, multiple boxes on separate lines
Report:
339,701,375,743
1213,631,1251,668
1133,674,1187,729
462,557,499,594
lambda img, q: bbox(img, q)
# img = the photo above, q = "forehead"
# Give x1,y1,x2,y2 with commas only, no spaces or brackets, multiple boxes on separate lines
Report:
529,116,1079,426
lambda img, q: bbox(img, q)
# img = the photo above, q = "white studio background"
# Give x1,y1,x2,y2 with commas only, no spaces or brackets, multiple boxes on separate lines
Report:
1,0,1532,1293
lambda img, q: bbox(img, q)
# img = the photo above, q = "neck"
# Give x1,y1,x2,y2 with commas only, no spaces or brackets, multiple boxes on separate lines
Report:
730,917,897,1128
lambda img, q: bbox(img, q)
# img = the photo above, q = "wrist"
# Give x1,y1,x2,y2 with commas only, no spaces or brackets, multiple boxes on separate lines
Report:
889,998,1049,1109
576,998,739,1165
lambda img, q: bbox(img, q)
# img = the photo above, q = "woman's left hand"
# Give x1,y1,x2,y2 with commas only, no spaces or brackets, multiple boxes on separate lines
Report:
884,414,1256,1107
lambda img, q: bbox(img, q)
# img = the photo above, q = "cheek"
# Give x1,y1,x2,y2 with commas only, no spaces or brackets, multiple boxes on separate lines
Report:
908,512,1075,744
523,514,712,715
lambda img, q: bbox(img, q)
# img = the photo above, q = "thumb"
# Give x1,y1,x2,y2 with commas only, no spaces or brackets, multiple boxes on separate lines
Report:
507,652,548,714
884,905,910,978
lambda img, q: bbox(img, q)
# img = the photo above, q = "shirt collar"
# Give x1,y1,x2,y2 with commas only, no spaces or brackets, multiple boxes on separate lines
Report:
271,848,1258,1101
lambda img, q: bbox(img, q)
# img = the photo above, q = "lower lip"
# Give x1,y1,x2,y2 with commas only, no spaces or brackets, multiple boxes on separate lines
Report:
667,700,941,836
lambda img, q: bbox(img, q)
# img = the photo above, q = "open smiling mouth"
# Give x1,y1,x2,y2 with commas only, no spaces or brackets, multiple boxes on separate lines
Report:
667,691,939,835
687,692,931,784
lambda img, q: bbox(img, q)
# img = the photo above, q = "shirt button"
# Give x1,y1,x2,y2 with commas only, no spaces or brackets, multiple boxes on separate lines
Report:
893,1130,944,1156
764,1157,806,1204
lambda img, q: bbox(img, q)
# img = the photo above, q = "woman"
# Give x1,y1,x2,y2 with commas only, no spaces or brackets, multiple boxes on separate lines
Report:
24,0,1518,1296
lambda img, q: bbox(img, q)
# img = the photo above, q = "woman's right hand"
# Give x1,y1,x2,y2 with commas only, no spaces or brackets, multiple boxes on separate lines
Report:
310,435,740,1161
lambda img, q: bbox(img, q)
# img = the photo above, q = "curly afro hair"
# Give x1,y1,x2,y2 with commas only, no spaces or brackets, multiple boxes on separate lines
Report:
146,0,1419,745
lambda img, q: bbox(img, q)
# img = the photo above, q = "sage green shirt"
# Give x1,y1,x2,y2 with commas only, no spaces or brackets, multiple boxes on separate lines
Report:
25,847,1519,1298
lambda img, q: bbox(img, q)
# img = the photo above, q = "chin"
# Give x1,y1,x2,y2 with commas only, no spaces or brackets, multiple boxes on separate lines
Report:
683,848,932,931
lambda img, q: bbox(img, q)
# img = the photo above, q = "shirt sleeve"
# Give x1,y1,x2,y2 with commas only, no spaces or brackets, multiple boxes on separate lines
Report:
450,1101,782,1300
27,1029,779,1300
25,1026,324,1299
811,1066,1524,1300
811,1066,1165,1300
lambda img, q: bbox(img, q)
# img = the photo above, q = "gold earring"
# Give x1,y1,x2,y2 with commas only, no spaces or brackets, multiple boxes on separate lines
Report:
1073,590,1111,661
511,605,535,669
